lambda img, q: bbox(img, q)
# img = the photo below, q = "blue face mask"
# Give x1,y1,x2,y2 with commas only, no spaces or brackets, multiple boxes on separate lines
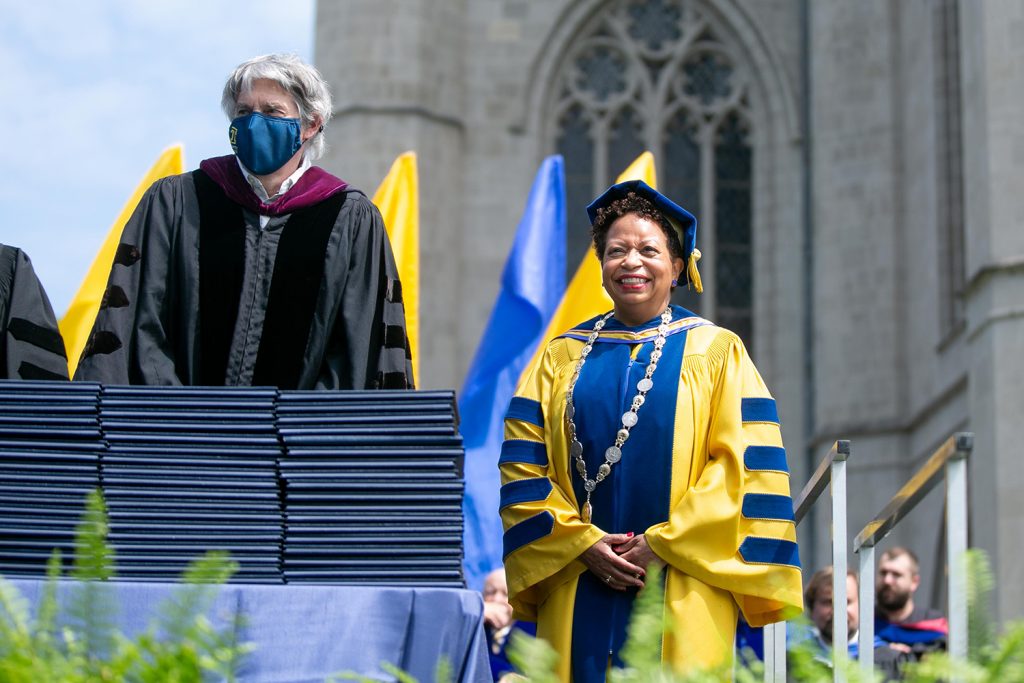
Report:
229,112,303,175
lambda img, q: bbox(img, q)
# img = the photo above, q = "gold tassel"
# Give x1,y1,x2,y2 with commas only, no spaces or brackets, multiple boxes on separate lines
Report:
687,248,703,293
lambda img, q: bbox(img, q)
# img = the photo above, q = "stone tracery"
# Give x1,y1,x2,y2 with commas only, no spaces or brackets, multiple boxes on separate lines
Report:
553,0,754,346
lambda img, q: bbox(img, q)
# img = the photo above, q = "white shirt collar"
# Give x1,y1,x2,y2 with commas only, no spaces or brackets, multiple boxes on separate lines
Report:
236,155,312,203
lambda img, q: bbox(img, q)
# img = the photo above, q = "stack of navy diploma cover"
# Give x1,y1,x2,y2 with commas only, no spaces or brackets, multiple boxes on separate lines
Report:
0,381,103,576
100,386,283,582
0,384,465,587
277,390,465,586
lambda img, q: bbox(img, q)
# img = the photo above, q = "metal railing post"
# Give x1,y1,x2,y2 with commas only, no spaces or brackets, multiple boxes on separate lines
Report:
769,440,850,683
762,622,783,683
858,544,875,677
946,433,972,667
831,445,850,682
853,432,974,682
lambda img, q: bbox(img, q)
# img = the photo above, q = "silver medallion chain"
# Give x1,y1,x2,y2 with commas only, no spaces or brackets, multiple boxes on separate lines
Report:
565,307,672,523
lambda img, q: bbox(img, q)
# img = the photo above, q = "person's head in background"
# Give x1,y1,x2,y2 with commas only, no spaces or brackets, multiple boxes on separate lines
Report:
482,567,514,631
805,566,859,644
877,546,921,621
483,568,509,605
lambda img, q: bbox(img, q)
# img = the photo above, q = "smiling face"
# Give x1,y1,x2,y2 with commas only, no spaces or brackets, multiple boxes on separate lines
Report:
600,213,685,326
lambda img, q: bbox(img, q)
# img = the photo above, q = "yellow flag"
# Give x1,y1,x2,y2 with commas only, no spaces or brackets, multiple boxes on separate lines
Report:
372,152,420,385
60,144,185,377
520,151,658,379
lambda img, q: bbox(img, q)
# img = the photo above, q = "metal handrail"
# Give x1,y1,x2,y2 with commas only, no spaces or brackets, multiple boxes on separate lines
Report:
796,440,851,524
763,440,851,683
854,432,973,679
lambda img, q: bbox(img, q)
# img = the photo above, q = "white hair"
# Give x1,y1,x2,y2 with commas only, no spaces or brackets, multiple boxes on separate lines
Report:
221,53,333,160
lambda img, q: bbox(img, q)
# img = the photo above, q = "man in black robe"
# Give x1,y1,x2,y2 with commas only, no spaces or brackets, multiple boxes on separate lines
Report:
0,244,69,380
75,54,413,390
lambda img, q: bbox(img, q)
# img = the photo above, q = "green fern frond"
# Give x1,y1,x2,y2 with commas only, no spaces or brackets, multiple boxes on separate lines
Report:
982,621,1024,682
66,490,118,664
327,671,377,682
191,611,253,682
434,656,453,683
145,552,249,682
31,550,63,656
506,627,562,683
381,661,421,683
155,550,238,643
964,548,996,664
180,550,237,586
616,562,669,679
784,637,834,683
71,490,115,582
902,650,989,683
0,577,32,650
330,661,420,683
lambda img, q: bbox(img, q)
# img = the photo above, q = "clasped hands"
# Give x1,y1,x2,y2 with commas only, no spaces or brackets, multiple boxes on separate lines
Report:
579,532,660,591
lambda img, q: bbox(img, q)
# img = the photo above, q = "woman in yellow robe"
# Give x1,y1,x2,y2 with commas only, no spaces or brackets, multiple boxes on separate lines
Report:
498,180,803,681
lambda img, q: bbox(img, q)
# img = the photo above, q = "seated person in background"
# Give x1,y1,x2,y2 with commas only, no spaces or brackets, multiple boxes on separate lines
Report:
75,53,412,390
0,244,68,380
790,566,907,680
790,566,860,664
482,568,535,682
875,546,948,660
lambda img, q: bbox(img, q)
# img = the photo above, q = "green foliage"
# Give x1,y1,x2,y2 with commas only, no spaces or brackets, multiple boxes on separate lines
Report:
329,656,453,683
434,656,453,683
67,490,118,669
507,628,561,683
331,662,419,683
613,563,669,681
504,549,1024,683
900,549,1024,683
965,547,996,663
0,490,249,682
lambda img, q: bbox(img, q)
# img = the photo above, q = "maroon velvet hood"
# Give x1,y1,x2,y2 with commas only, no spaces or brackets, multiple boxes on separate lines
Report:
198,155,349,216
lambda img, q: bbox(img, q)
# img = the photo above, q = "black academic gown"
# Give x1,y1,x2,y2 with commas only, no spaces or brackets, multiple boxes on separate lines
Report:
74,162,413,390
0,244,69,381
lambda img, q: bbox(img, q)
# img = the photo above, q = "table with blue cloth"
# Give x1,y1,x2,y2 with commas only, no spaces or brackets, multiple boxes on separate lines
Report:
12,579,490,682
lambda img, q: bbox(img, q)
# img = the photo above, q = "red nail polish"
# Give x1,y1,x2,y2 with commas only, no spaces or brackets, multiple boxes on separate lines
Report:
627,531,634,538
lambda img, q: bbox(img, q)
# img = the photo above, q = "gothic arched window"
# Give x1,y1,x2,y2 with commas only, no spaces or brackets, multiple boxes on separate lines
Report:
552,0,754,348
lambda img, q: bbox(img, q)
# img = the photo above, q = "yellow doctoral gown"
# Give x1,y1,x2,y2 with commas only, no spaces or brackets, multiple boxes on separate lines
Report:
499,308,802,680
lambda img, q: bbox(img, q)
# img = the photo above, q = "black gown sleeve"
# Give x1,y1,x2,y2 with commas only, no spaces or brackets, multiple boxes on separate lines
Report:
74,177,185,385
314,194,414,390
0,245,69,381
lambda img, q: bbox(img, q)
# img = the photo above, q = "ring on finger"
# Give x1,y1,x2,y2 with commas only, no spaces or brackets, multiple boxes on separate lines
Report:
604,575,612,583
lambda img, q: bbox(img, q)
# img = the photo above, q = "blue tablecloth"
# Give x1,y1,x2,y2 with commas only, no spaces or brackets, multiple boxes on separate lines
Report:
12,579,490,682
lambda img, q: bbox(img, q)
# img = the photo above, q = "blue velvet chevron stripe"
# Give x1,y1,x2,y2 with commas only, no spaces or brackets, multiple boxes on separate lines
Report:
498,439,548,466
505,397,544,428
741,398,779,424
742,493,795,522
502,511,554,558
499,478,553,510
739,537,801,567
744,446,788,472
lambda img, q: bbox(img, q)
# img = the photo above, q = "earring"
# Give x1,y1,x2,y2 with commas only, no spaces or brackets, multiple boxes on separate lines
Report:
671,278,679,287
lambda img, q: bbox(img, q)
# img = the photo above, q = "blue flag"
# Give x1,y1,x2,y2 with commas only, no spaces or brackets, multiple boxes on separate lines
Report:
460,155,567,590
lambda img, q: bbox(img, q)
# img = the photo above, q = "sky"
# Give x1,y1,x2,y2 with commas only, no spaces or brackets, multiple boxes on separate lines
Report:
0,0,315,314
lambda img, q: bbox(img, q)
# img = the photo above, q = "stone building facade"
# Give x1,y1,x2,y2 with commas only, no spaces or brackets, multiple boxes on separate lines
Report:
314,0,1024,622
